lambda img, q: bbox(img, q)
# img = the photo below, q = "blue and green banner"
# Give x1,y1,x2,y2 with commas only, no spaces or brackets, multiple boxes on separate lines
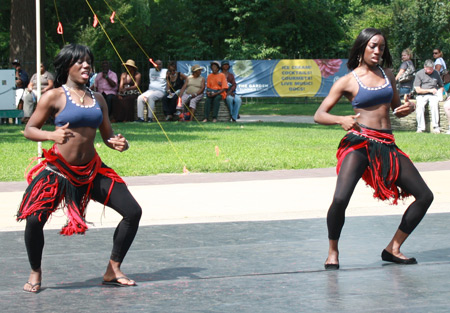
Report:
177,59,348,97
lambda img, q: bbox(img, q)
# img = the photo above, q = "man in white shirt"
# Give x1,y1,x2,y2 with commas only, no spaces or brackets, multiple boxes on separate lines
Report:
136,60,167,122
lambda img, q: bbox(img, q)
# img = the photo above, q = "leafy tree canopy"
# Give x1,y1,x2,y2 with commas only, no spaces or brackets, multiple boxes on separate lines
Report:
5,0,450,78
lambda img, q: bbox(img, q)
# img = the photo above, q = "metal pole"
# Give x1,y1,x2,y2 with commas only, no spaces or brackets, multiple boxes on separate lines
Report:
36,0,42,159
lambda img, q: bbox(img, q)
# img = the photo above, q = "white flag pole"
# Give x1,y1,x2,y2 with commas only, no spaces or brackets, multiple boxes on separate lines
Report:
36,0,42,159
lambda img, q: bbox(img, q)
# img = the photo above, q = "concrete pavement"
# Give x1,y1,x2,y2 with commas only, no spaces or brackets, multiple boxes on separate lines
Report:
2,113,450,311
2,162,450,312
2,161,450,232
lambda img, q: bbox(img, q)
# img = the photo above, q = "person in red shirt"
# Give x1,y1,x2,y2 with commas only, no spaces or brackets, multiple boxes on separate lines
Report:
203,61,227,122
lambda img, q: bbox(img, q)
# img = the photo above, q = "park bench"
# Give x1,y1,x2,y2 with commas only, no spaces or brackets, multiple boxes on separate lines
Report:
0,109,24,124
138,97,231,122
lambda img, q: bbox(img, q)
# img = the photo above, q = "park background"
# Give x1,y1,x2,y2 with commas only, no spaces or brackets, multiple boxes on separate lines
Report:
1,0,450,182
2,0,450,86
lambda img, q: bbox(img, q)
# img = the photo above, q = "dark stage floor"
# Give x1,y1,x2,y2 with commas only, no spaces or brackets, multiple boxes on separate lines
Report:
2,213,450,312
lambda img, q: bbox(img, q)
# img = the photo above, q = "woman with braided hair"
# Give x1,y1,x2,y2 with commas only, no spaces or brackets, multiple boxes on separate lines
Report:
314,28,433,270
17,44,142,292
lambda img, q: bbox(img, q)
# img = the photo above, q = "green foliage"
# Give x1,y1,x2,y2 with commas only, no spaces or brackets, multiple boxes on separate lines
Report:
346,5,394,41
0,1,11,68
391,0,450,69
10,0,349,64
224,0,346,59
4,0,450,77
41,0,151,73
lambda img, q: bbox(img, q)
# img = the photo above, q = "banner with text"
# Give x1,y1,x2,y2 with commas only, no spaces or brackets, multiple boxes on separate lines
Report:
177,59,348,97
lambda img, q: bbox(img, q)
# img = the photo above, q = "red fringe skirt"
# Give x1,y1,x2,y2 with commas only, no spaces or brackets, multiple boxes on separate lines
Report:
336,125,411,204
17,145,125,235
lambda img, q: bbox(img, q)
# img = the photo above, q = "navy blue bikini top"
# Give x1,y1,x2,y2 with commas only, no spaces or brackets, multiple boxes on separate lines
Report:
55,85,103,128
351,66,393,109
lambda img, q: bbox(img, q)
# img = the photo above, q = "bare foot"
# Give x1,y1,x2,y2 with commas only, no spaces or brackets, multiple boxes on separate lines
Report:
23,269,42,293
103,260,136,286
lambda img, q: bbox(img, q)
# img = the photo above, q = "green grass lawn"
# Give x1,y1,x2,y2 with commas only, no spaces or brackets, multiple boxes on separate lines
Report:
240,97,354,116
1,121,450,182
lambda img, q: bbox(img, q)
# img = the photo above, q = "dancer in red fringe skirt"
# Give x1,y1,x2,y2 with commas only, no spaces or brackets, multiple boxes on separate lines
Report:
17,44,142,292
314,28,433,270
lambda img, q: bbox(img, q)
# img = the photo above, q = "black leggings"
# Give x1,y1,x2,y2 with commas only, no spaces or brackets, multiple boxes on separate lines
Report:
327,148,433,240
25,174,142,270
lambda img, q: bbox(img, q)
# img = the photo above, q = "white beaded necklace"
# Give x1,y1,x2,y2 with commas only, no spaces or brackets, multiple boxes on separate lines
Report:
63,85,96,108
352,65,390,91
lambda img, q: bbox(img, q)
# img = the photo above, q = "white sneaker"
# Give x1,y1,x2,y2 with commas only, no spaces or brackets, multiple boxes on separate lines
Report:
416,129,423,133
446,130,450,135
432,128,440,134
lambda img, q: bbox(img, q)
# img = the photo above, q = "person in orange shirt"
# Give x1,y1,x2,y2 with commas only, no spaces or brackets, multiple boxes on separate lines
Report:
203,61,228,122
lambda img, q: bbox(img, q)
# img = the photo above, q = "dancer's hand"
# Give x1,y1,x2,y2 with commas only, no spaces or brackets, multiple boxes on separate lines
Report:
340,113,360,131
108,134,129,152
53,123,74,144
393,95,415,117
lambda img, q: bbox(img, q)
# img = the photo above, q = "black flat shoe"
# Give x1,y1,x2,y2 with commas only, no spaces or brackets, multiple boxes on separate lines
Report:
324,263,340,270
381,249,417,264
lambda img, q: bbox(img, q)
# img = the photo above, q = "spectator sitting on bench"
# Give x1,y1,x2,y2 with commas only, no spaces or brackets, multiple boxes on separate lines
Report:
395,48,415,97
178,64,205,121
111,59,141,122
413,59,444,134
162,61,187,121
221,60,242,122
94,60,118,119
136,59,167,122
203,61,227,123
22,63,54,122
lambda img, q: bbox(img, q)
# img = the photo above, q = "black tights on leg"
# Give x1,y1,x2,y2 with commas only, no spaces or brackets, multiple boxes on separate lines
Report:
327,149,368,240
24,173,142,271
327,151,433,240
395,155,433,234
25,214,48,270
91,176,142,263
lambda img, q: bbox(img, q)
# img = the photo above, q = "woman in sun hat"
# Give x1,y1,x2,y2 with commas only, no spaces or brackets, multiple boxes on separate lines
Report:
177,64,205,121
111,59,142,122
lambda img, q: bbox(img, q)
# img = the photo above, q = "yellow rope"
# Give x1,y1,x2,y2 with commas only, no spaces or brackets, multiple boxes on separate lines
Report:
84,0,188,171
101,0,210,128
102,0,151,61
88,0,228,164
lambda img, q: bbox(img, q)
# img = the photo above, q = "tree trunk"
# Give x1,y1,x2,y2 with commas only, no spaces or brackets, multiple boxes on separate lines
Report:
10,0,45,75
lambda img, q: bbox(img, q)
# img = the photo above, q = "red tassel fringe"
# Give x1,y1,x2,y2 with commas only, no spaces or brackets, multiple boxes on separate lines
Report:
336,128,410,205
18,144,125,235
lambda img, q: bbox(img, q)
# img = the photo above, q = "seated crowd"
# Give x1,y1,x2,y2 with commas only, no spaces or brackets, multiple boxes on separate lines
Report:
10,52,450,130
135,59,241,123
395,48,450,134
9,57,241,124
